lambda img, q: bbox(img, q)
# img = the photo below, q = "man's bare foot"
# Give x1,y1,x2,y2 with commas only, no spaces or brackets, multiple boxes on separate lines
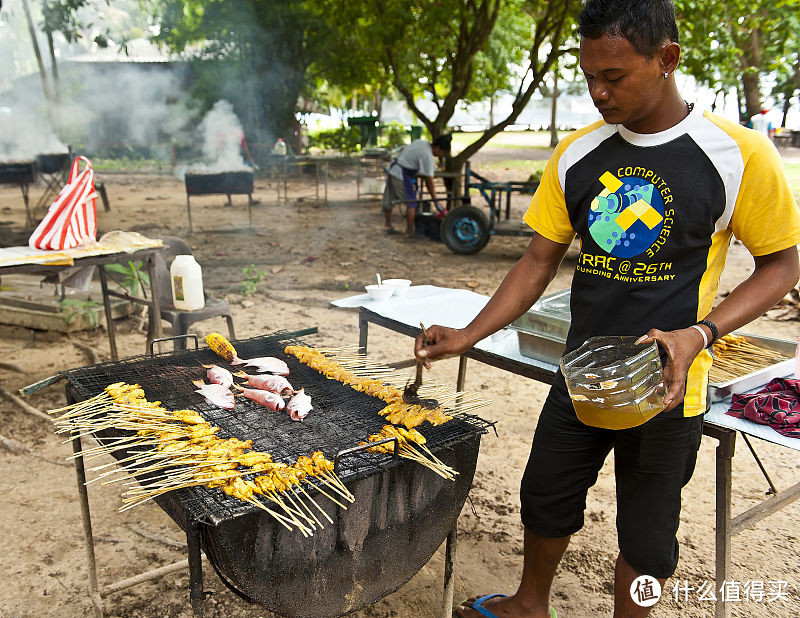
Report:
456,594,554,618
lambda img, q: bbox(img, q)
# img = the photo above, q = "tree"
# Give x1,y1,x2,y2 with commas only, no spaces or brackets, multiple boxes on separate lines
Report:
321,0,579,171
675,0,800,121
152,0,344,146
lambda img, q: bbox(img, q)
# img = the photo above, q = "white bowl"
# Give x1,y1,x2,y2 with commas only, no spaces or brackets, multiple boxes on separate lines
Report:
381,278,412,297
365,284,394,301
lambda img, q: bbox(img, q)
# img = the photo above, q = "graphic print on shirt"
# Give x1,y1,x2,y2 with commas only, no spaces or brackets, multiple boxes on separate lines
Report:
588,168,671,259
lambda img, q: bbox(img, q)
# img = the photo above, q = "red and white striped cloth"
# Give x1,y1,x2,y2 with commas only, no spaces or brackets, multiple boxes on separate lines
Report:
28,156,97,250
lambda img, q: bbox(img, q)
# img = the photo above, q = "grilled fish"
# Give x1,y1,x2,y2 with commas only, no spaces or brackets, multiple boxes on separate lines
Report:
202,364,234,388
235,385,286,411
231,356,290,375
287,388,312,421
235,372,293,397
192,379,235,409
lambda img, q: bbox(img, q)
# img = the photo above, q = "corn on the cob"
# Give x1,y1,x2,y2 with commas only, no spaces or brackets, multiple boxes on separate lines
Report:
206,333,237,362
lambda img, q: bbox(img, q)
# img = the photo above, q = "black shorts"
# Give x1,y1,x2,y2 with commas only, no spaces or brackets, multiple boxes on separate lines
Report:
520,374,703,579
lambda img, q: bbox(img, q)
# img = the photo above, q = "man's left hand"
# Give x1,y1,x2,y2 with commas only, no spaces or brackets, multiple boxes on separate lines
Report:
636,327,707,412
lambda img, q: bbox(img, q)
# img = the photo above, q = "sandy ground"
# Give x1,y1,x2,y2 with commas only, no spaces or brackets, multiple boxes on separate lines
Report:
1,146,800,618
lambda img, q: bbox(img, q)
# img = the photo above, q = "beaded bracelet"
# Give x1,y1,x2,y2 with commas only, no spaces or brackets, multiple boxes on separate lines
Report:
696,319,718,348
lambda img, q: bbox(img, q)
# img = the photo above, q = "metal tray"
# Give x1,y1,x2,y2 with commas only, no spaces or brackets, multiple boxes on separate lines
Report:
710,332,796,402
511,288,571,340
507,289,571,365
511,330,566,366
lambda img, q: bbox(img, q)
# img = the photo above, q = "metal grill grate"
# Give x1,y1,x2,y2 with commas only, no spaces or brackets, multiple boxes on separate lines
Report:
63,332,494,525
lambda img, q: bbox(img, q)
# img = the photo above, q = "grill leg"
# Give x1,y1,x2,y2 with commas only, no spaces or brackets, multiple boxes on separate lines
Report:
187,524,205,617
186,195,193,233
456,356,468,391
72,434,104,618
358,310,369,354
441,523,458,618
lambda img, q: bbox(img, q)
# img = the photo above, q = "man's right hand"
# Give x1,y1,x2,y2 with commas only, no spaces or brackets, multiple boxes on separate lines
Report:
414,325,473,369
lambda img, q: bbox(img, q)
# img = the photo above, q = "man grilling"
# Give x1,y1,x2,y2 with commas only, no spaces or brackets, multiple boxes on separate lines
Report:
415,1,800,616
382,134,451,237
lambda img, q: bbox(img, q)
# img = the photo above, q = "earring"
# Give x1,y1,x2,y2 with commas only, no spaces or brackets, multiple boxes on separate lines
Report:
663,72,669,80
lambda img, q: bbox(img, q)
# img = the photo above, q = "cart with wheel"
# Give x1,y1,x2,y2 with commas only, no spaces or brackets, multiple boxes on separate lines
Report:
439,162,539,254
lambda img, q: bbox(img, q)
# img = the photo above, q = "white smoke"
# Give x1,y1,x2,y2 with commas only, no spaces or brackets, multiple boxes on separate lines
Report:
0,0,198,161
0,103,67,160
195,100,250,172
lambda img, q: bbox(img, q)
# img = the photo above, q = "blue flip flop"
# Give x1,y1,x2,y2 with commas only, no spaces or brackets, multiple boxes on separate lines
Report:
461,594,558,618
469,594,507,618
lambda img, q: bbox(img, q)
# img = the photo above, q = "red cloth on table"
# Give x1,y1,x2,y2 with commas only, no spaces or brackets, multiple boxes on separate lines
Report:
726,377,800,438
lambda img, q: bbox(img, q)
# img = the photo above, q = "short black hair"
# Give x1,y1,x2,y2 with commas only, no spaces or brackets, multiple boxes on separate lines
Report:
432,134,452,153
577,0,679,58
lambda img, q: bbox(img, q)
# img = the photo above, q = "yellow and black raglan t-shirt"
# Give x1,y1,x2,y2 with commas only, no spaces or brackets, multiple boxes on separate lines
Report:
524,106,800,417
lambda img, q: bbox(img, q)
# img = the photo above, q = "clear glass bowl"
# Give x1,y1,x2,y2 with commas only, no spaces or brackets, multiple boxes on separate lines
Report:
560,336,665,429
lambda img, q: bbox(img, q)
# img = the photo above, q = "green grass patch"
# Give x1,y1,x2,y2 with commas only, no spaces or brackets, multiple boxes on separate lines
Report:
477,159,546,174
784,161,800,203
452,130,572,151
91,158,170,172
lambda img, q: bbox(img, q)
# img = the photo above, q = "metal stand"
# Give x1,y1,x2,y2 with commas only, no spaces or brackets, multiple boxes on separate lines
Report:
702,423,800,618
98,253,163,360
442,524,458,618
70,426,207,617
20,182,32,227
35,167,68,211
187,523,205,617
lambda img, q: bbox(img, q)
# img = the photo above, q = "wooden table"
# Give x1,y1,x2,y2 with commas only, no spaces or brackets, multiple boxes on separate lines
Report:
0,246,165,360
333,285,800,618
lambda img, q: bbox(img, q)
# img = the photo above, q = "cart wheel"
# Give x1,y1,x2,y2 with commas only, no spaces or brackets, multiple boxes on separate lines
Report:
441,206,490,254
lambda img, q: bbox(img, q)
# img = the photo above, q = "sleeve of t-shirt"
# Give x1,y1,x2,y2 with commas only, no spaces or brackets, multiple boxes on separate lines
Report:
730,136,800,256
522,148,576,244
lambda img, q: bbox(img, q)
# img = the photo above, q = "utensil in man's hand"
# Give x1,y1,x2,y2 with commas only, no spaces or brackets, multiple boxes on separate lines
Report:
403,323,439,408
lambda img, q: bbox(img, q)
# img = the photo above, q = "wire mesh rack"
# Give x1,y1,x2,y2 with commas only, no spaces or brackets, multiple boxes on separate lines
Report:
63,332,494,525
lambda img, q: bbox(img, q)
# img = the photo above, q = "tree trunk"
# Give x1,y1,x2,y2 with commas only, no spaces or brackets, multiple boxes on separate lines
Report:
489,95,494,128
741,70,761,121
739,28,762,121
375,84,382,123
549,67,559,148
41,0,58,90
782,94,792,129
21,0,52,105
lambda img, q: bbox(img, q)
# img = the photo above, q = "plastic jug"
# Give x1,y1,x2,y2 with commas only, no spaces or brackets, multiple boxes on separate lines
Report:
170,255,205,310
560,336,665,430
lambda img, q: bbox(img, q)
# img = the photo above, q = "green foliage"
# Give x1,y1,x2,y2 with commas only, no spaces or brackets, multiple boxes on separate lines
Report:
60,299,100,327
241,264,267,297
318,0,579,169
675,0,800,118
466,0,535,103
105,261,150,295
151,0,350,144
308,125,362,154
380,122,408,149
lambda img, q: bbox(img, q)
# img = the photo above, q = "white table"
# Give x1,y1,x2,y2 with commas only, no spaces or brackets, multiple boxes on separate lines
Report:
333,285,800,618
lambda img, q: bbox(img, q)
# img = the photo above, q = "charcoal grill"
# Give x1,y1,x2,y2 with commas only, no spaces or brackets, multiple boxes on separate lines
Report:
36,152,70,174
0,159,36,226
63,332,492,617
184,170,255,232
34,152,71,212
